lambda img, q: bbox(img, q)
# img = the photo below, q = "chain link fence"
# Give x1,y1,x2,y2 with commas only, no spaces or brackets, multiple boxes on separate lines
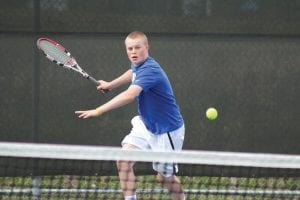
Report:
1,0,300,35
0,0,299,153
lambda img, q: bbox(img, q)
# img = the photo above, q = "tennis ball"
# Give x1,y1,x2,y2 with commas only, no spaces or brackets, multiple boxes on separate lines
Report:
206,107,218,120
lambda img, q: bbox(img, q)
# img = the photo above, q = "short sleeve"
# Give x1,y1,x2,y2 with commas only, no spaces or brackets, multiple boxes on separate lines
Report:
132,66,159,92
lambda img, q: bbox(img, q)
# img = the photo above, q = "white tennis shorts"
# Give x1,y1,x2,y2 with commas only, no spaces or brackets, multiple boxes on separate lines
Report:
122,116,185,177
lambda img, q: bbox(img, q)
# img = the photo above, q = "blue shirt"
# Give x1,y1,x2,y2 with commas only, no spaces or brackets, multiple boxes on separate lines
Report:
131,57,184,134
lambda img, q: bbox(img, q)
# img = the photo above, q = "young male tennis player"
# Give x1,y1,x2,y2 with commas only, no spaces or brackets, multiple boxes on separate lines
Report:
75,31,185,200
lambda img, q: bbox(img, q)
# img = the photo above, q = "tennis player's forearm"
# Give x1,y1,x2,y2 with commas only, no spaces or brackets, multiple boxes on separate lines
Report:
96,91,135,114
109,70,132,89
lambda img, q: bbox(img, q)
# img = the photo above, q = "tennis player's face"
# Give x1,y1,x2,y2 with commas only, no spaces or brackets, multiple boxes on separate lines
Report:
125,37,149,65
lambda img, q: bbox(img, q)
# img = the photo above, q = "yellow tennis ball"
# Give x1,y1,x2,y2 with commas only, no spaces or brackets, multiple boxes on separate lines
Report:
206,107,218,120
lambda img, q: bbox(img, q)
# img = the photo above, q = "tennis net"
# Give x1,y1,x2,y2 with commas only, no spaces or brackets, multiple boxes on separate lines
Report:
0,142,299,200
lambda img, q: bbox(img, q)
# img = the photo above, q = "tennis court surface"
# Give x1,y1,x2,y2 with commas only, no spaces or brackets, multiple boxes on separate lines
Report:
0,142,299,200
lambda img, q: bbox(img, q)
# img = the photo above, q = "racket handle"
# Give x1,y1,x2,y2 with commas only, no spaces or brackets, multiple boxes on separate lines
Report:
87,76,109,93
87,76,100,85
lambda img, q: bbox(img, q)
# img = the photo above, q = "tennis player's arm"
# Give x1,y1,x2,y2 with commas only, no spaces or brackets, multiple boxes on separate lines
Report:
75,85,142,118
97,69,132,91
98,85,141,113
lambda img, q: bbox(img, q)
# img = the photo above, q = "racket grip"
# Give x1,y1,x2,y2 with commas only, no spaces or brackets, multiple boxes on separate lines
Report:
88,76,109,93
88,76,100,85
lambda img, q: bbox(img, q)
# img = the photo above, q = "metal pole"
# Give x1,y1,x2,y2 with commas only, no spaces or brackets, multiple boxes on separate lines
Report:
32,0,41,199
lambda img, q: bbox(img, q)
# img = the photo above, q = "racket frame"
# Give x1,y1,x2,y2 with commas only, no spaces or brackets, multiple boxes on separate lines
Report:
37,37,99,85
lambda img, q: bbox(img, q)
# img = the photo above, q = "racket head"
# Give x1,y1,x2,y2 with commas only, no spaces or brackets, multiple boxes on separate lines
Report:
37,38,76,67
36,37,105,88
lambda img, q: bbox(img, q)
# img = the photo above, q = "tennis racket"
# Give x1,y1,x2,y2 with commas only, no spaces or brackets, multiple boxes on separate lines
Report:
37,37,107,92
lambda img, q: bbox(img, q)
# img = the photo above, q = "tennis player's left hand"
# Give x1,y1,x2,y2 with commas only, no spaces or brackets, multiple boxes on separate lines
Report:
75,109,99,119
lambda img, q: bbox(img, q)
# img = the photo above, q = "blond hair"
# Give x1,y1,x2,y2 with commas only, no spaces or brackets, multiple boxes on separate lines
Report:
125,31,148,45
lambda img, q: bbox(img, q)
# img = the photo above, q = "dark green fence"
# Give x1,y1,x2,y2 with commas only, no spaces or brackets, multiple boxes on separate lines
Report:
0,0,299,154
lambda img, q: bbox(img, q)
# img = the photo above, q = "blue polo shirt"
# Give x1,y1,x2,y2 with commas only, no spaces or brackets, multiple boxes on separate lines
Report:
131,57,183,134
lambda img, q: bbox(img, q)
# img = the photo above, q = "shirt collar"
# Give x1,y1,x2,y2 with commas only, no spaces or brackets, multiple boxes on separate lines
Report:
131,56,150,68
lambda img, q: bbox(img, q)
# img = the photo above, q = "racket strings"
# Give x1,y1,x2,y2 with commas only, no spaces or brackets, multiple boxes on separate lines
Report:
39,41,71,64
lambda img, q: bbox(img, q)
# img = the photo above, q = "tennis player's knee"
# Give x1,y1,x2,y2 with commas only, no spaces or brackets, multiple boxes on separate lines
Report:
117,144,138,172
156,173,178,184
156,173,167,183
116,160,135,171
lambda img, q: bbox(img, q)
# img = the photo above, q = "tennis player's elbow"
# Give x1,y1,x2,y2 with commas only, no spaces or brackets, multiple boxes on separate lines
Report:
123,93,136,103
121,86,140,104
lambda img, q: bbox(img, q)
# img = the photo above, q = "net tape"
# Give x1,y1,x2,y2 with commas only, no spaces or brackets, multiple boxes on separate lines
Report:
0,142,300,169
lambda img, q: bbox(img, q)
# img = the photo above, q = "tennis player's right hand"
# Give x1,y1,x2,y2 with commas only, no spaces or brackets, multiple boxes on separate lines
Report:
97,80,110,93
75,109,99,119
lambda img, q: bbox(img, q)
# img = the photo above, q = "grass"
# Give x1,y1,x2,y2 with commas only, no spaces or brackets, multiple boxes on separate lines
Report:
0,175,299,200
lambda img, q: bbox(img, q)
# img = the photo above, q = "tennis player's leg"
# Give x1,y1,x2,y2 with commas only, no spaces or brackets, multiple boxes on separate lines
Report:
156,173,185,200
116,143,138,199
117,116,151,200
151,125,185,200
